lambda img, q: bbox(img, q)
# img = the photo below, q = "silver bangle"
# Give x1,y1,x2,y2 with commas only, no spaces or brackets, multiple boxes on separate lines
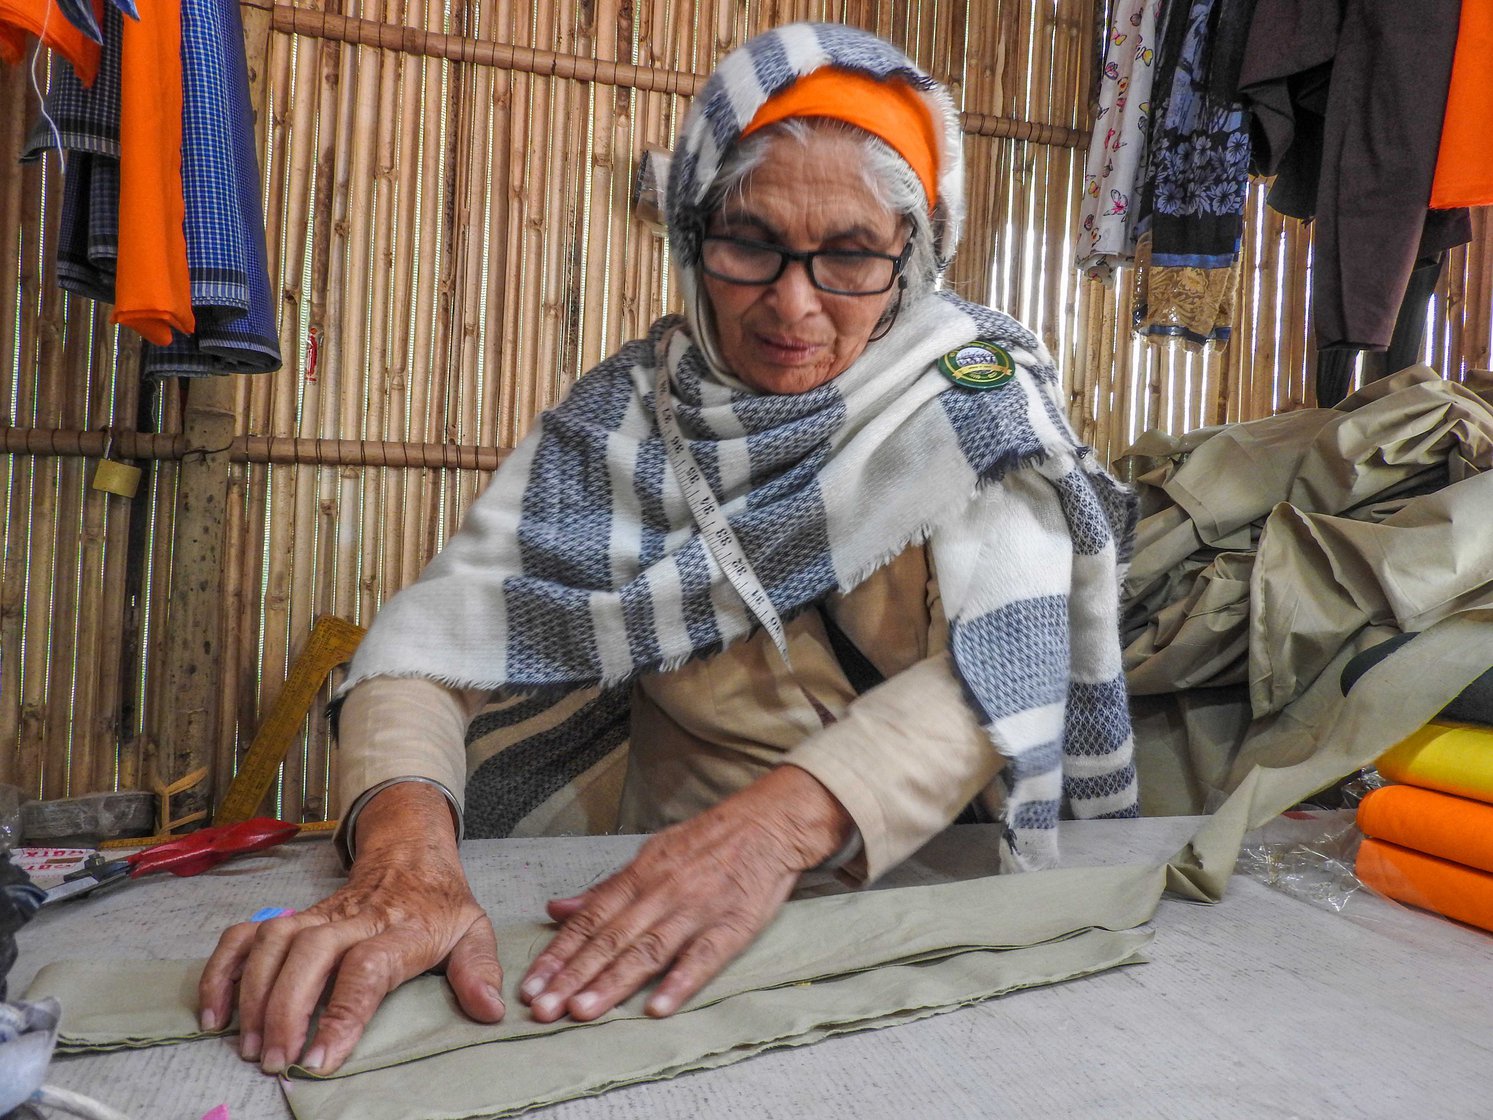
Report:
342,776,464,864
811,829,864,873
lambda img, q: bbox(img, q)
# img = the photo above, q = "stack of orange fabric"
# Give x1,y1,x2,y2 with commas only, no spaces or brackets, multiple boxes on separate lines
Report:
1357,722,1493,934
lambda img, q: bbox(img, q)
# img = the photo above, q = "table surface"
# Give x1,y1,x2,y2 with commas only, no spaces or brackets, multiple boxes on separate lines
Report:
13,817,1493,1120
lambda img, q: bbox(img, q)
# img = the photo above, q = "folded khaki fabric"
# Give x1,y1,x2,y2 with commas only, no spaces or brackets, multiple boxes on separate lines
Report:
26,614,1493,1120
286,928,1150,1120
29,861,1166,1059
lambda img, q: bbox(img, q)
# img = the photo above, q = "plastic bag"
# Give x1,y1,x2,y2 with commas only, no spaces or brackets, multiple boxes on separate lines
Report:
1235,807,1366,913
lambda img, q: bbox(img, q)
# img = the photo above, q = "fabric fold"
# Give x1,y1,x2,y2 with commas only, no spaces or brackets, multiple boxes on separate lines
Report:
113,0,193,344
1076,0,1160,279
143,0,279,375
27,613,1493,1120
1356,784,1493,875
0,0,101,81
1375,721,1493,805
1356,837,1493,934
1428,0,1493,209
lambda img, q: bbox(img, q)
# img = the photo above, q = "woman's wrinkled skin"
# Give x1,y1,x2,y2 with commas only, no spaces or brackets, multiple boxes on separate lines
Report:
704,129,904,395
199,126,902,1075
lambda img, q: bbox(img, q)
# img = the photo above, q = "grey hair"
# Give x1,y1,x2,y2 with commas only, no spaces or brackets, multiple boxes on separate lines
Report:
706,117,938,299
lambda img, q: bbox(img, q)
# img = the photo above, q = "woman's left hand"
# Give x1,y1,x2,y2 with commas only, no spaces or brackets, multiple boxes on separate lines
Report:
519,764,854,1022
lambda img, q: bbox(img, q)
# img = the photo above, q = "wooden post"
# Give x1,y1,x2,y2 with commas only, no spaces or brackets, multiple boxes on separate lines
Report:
148,374,237,824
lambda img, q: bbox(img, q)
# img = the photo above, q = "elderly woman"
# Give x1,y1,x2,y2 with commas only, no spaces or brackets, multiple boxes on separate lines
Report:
200,22,1138,1078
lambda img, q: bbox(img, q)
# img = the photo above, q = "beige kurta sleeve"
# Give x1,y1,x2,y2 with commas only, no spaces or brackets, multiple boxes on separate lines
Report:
333,677,487,861
626,546,1006,885
784,650,1004,884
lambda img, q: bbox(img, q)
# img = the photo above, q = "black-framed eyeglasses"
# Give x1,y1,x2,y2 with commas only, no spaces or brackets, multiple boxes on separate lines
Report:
700,234,913,296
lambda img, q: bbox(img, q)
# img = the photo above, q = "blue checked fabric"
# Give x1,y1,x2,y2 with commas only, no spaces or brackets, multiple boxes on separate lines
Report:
146,0,280,375
27,0,279,377
23,4,121,159
26,7,122,304
344,23,1138,867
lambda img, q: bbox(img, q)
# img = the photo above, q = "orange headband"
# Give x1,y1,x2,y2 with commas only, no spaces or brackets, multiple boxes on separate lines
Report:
740,67,940,211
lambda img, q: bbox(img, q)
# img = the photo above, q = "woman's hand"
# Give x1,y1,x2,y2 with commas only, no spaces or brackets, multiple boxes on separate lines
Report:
197,783,505,1075
519,764,854,1023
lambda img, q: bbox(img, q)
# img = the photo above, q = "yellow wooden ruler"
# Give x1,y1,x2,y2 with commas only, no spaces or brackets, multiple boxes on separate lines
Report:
214,615,366,826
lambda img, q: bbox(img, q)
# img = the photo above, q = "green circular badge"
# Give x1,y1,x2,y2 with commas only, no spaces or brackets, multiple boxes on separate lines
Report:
937,342,1016,390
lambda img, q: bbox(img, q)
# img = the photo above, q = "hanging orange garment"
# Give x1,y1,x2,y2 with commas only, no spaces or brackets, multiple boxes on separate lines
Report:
112,0,192,344
0,23,24,62
0,0,102,81
1357,785,1493,875
1356,838,1493,934
1429,0,1493,208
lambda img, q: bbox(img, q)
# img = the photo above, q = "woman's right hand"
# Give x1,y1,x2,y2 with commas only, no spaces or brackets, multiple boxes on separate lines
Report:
197,782,506,1075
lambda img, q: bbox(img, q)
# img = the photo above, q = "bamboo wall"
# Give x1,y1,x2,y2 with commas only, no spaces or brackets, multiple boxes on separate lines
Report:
2,1,1491,820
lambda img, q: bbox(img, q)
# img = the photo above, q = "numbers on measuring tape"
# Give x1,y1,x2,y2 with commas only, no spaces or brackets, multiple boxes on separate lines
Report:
655,353,791,663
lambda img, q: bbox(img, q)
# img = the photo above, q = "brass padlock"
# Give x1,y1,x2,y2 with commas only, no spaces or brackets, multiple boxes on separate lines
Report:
92,434,142,499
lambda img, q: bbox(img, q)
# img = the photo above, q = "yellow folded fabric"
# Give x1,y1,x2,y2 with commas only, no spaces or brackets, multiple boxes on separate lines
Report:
1357,784,1493,875
1356,838,1493,935
1375,721,1493,805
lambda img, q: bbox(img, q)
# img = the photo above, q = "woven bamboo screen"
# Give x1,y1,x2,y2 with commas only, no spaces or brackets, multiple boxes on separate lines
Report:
2,2,1491,820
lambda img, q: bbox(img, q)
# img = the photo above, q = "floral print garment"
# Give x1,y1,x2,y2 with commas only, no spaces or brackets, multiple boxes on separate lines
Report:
1077,0,1161,281
1131,0,1251,348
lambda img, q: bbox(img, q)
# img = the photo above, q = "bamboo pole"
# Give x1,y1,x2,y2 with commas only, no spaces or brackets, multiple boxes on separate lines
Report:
150,374,237,823
139,387,186,795
1464,209,1491,374
0,64,26,419
379,28,423,597
0,429,492,469
331,37,374,640
58,306,111,794
494,0,533,450
399,45,445,582
476,0,515,453
1040,0,1079,366
216,432,248,810
278,29,346,821
448,35,488,517
92,332,141,793
358,0,405,623
1255,205,1285,416
1444,242,1467,382
42,295,87,799
0,67,35,787
257,5,1091,147
418,11,459,555
20,148,64,797
1095,280,1119,461
258,30,323,818
579,0,618,377
241,33,292,756
1282,217,1310,410
536,4,582,417
626,0,674,341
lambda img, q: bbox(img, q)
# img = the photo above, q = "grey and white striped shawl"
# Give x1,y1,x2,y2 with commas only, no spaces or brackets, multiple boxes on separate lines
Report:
343,23,1139,869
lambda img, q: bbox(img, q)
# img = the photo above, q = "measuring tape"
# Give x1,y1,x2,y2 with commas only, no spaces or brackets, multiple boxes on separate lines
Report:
654,336,791,663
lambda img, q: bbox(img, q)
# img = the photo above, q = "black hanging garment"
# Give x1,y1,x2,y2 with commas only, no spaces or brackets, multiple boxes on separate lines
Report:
1237,0,1471,404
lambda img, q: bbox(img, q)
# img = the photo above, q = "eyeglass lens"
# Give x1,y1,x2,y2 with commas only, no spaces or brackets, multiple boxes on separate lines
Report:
702,237,899,295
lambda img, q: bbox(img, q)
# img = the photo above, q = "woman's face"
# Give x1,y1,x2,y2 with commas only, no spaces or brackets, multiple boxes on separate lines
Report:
702,130,905,395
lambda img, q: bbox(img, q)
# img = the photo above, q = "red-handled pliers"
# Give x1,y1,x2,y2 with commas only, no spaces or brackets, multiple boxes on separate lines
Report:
41,817,301,906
